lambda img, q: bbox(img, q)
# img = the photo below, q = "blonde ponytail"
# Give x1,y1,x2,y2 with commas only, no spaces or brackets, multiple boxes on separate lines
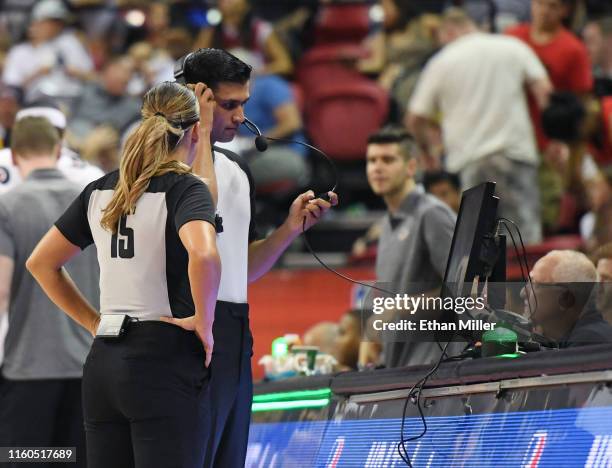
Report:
100,82,199,233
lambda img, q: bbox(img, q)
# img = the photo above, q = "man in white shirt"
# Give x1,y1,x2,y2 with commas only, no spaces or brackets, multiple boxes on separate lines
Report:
407,8,552,245
2,0,93,102
0,101,103,365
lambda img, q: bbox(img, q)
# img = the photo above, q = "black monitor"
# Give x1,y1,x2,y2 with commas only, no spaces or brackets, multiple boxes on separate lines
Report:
440,182,504,339
443,182,501,295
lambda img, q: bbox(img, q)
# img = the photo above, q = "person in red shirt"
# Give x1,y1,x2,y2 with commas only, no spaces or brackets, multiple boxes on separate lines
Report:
506,0,593,151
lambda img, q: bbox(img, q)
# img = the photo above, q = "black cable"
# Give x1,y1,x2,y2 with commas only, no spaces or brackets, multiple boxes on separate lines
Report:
300,213,451,467
242,117,339,198
242,113,452,465
497,220,528,285
263,135,339,196
497,218,538,321
301,217,396,297
300,217,450,360
397,338,452,466
396,218,535,466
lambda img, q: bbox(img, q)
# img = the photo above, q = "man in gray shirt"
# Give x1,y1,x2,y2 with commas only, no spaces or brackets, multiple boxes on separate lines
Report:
366,127,456,368
0,117,98,466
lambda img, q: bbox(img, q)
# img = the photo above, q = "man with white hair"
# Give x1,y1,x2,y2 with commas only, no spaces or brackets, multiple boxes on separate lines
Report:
524,250,612,346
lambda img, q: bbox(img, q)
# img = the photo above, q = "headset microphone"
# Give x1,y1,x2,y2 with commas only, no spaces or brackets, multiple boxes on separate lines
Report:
242,117,268,152
255,136,268,152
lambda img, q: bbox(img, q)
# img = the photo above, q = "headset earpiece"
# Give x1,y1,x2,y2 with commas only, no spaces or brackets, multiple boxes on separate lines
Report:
173,52,193,85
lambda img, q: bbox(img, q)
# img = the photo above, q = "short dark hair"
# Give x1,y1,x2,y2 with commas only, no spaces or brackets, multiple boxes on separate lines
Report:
423,170,461,192
367,126,417,160
11,117,60,157
541,91,586,143
184,48,252,89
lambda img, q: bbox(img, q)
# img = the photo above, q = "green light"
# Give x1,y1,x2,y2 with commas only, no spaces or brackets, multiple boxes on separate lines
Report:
271,337,288,357
495,353,521,359
482,324,518,358
252,388,332,403
252,398,330,412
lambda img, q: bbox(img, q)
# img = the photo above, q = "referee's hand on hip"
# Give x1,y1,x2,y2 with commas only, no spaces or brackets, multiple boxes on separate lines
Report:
160,316,214,367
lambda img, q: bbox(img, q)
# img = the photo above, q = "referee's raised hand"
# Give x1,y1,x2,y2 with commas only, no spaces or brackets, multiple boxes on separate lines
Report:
160,315,214,367
193,82,215,132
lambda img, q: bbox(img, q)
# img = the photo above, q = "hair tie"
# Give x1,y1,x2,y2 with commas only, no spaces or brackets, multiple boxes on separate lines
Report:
155,112,165,119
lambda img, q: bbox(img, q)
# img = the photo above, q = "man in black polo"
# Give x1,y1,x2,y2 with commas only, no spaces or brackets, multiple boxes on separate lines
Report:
168,48,338,467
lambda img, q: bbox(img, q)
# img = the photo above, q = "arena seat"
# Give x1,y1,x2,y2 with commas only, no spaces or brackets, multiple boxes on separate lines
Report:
506,234,584,280
312,2,372,46
304,82,389,161
295,43,368,93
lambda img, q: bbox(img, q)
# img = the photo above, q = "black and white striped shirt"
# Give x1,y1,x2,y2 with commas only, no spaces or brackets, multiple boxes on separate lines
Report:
55,170,215,320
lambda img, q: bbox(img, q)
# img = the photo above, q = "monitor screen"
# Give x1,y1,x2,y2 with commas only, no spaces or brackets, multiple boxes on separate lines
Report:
442,182,499,300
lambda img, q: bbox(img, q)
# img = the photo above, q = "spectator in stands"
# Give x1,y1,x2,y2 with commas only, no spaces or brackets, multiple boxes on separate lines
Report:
0,117,99,466
582,16,612,96
596,252,612,324
126,29,193,95
584,168,612,254
303,321,339,357
365,126,457,368
541,92,612,236
543,91,612,168
408,8,551,245
193,0,293,76
524,250,612,346
377,0,440,122
506,0,593,152
456,0,531,32
67,56,140,147
125,42,156,97
423,170,461,213
2,0,93,102
0,84,21,149
335,309,362,370
146,28,194,85
507,0,594,238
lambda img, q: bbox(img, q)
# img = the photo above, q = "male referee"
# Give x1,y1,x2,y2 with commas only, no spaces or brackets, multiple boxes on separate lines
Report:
166,48,338,467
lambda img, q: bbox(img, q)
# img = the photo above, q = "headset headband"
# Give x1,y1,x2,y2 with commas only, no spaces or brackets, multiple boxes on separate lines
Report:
173,52,193,84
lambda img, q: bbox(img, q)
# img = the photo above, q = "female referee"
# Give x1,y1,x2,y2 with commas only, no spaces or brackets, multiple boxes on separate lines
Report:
26,81,220,468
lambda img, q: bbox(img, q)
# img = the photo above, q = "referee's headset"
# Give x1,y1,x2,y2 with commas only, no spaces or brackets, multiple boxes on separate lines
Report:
173,52,336,202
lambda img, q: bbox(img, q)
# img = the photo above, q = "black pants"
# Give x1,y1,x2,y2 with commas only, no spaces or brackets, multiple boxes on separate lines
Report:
82,321,210,468
0,376,86,468
203,301,253,468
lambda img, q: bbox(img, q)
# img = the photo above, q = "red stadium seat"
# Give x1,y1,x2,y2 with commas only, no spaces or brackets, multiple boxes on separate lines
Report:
305,81,389,161
296,44,368,94
313,3,372,45
506,235,584,280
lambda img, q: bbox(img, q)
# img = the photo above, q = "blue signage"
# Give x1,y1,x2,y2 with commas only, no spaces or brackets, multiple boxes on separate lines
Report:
247,407,612,467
